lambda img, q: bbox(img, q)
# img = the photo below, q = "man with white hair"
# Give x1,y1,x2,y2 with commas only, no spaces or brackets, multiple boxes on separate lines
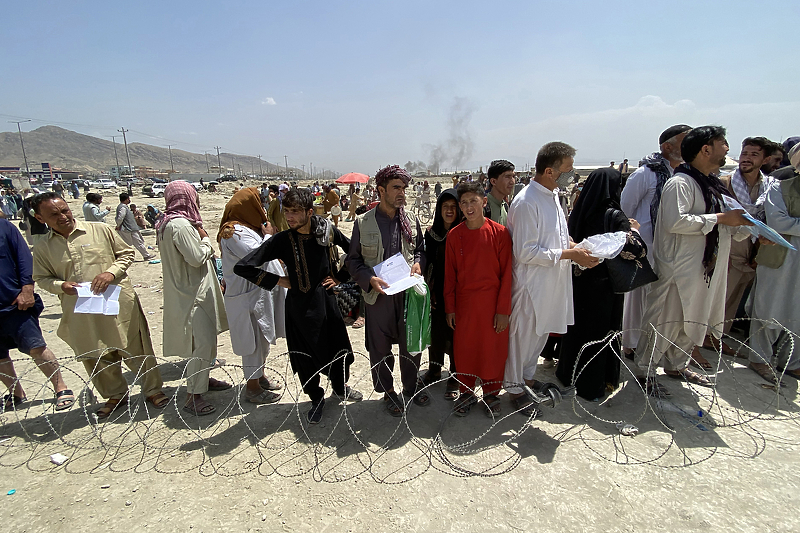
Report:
620,125,691,359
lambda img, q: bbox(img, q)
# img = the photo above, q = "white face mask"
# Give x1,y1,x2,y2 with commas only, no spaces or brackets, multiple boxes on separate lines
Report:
555,169,575,189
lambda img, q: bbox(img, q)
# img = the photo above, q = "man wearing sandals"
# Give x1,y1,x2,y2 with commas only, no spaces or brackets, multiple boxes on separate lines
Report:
444,182,513,417
157,181,231,417
0,215,75,412
633,126,753,395
346,165,429,417
504,142,599,416
30,193,167,419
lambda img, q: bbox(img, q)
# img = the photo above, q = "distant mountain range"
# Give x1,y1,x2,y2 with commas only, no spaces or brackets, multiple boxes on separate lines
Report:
0,125,299,177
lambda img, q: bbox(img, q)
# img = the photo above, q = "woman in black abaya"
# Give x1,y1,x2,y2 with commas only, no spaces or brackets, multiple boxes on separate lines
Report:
556,168,646,400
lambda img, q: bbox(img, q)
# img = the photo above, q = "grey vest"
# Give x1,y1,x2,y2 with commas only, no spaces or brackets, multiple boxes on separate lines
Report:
356,208,415,305
756,176,800,269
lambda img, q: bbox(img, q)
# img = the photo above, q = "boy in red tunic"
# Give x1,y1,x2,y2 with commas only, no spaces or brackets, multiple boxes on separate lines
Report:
444,182,513,416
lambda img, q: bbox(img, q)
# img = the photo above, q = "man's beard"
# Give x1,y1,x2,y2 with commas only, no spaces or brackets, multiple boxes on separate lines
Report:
289,214,310,230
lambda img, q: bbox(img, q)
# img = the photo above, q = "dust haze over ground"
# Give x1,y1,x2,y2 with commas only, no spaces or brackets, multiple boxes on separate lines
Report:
2,181,800,533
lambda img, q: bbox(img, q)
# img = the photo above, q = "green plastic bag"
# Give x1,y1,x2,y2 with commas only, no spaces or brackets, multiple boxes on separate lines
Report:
405,281,431,355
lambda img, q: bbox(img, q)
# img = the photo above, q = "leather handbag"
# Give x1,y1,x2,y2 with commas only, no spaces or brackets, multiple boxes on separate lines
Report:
603,209,658,294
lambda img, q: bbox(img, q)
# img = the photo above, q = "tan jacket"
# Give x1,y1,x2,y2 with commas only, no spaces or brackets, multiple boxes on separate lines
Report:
32,221,153,359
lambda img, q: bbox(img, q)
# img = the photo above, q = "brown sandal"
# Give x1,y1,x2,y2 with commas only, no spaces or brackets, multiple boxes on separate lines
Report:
183,397,216,416
750,362,780,384
689,346,713,370
146,391,170,409
96,396,128,419
665,368,714,387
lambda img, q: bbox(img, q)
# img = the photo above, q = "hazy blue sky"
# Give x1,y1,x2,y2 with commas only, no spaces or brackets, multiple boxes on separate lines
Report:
3,0,798,174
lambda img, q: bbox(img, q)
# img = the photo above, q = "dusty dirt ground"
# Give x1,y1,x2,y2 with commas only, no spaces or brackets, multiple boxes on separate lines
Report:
2,181,800,533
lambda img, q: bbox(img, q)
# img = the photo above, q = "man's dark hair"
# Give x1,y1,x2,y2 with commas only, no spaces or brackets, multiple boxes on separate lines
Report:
268,184,279,193
119,192,130,202
770,141,785,157
535,142,576,175
457,181,485,200
30,192,62,214
680,125,727,163
86,193,102,203
742,136,775,156
487,159,515,184
282,188,313,211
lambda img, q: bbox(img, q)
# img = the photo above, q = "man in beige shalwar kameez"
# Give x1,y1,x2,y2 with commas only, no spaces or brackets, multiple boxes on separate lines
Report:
31,193,167,419
157,181,230,416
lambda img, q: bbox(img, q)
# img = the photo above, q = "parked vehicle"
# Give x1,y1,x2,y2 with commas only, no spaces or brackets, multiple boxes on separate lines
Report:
143,183,167,197
90,179,118,189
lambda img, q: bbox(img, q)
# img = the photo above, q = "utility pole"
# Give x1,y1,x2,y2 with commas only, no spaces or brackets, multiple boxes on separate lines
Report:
108,136,121,178
284,155,289,178
118,127,132,178
251,160,254,177
231,156,236,177
167,145,174,172
301,164,305,178
214,146,222,175
9,120,31,174
204,151,210,173
257,155,263,176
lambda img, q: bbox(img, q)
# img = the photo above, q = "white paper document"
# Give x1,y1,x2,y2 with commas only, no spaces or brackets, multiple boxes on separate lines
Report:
74,282,122,315
372,252,421,295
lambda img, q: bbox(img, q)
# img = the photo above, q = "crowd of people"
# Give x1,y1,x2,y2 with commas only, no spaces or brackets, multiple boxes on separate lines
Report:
2,124,799,427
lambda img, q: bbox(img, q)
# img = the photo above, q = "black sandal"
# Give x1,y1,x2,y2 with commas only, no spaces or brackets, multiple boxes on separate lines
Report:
403,379,431,406
54,389,75,411
483,394,501,417
454,393,477,417
3,394,26,411
383,391,404,417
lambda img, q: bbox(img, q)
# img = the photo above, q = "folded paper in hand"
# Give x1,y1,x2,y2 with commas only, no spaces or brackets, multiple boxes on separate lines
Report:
74,282,122,315
372,252,423,295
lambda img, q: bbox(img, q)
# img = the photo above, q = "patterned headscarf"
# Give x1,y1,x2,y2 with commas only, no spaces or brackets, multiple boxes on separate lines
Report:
217,187,267,242
375,165,413,243
155,181,203,238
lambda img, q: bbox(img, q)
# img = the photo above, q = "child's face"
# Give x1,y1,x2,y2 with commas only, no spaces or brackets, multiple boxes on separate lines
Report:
459,192,486,224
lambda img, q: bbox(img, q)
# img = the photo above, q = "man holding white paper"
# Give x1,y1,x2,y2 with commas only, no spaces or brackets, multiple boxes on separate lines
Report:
346,165,428,417
715,137,777,351
30,193,167,419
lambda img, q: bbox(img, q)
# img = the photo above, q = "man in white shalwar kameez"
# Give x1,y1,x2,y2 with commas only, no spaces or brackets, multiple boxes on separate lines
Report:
620,125,690,356
505,142,599,414
747,146,800,383
217,188,286,403
634,126,752,395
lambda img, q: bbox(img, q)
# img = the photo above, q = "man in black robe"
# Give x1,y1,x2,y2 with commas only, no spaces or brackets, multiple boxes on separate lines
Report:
234,188,362,424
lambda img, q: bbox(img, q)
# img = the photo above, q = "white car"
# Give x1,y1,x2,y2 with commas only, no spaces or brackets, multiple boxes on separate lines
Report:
143,183,167,197
91,179,118,189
